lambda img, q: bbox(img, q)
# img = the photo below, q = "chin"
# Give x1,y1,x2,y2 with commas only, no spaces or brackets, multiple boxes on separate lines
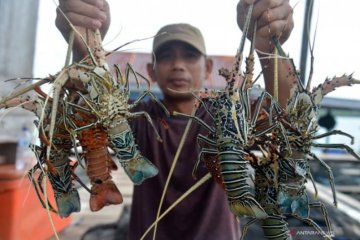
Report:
164,89,194,101
166,84,191,94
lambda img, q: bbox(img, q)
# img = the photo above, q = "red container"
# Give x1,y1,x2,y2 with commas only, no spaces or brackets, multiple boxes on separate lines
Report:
0,164,72,240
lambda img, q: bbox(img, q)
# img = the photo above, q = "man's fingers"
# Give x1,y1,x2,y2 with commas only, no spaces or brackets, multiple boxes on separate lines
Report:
253,1,293,45
66,1,106,20
256,18,293,42
82,0,106,9
63,0,106,10
237,0,293,52
243,0,257,5
55,9,101,33
67,12,103,30
256,3,293,30
279,14,294,43
56,1,110,33
251,0,284,20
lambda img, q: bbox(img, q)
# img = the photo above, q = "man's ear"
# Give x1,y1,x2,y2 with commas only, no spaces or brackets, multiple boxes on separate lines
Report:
146,63,157,83
205,57,214,81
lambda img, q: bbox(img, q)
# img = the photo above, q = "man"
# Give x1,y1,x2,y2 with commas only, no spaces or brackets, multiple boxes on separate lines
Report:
56,0,294,239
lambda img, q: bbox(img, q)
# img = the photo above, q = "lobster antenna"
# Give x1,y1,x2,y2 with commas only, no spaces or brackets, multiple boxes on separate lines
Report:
226,3,253,93
236,3,254,70
141,173,212,240
242,20,257,92
64,30,75,67
42,173,60,240
272,37,306,92
273,42,279,101
0,98,36,124
305,0,319,92
152,107,196,240
106,34,161,56
0,78,50,105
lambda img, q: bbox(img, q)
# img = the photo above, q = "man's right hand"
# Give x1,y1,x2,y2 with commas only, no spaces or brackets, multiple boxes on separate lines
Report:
237,0,293,54
55,0,111,60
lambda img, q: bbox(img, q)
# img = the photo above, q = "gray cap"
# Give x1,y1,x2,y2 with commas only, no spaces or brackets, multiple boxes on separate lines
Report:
153,23,206,54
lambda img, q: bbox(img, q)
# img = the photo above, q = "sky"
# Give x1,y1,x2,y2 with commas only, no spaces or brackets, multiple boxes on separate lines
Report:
34,0,360,100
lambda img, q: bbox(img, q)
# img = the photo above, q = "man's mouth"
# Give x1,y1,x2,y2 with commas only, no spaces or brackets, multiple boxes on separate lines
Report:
169,78,190,87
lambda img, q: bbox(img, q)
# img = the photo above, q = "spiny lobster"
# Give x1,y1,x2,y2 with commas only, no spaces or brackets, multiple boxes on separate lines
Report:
241,35,360,240
173,5,289,219
2,88,82,218
0,20,167,214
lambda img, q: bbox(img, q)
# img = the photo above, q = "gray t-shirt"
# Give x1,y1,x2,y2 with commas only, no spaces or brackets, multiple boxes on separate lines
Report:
127,99,240,240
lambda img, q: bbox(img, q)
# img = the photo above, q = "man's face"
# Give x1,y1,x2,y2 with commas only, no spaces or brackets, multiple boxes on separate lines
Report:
148,41,212,100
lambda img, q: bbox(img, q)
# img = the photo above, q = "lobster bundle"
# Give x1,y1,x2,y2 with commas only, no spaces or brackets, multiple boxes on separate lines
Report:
1,88,82,217
173,5,288,219
171,3,360,239
0,23,166,216
239,16,360,240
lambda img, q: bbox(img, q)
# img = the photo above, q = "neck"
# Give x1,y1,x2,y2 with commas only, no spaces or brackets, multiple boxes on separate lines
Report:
163,97,196,115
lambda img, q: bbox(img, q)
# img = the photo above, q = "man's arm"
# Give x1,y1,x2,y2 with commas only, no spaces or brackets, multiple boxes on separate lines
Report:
55,0,111,61
237,0,294,107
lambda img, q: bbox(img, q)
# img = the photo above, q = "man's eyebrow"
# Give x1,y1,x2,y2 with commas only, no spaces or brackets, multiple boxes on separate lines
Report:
155,46,171,55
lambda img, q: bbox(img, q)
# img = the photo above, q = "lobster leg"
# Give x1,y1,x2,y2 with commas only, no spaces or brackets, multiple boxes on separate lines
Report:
28,164,58,214
292,202,333,240
312,143,360,161
240,218,258,240
196,134,224,186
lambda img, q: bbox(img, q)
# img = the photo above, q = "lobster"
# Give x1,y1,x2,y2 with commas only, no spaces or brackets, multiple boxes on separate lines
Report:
241,34,360,239
272,37,360,208
173,5,290,219
74,53,169,184
1,89,82,218
273,39,360,239
31,117,81,218
0,7,169,219
66,106,123,212
1,21,166,184
251,158,292,240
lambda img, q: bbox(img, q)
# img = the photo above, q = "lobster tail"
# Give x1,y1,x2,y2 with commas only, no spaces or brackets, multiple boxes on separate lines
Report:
110,124,158,185
252,162,292,240
48,153,81,217
122,155,158,185
261,214,292,240
278,159,309,218
75,112,123,211
47,114,81,217
219,145,267,218
54,189,81,218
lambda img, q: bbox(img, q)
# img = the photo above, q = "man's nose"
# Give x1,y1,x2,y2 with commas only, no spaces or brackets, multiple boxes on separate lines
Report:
171,56,186,70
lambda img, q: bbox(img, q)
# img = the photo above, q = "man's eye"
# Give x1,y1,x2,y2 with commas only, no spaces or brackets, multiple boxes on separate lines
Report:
157,52,171,61
185,51,200,60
